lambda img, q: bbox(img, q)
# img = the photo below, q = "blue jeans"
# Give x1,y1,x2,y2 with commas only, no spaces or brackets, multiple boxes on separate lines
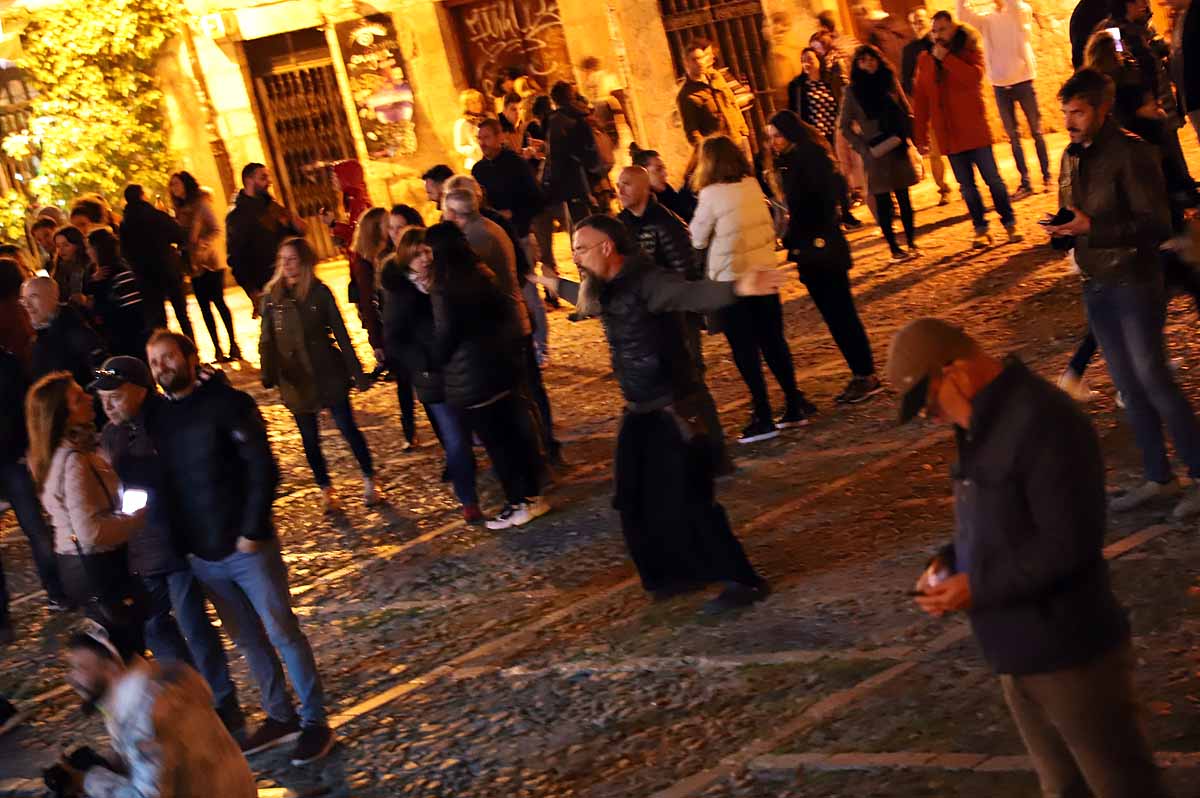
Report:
994,80,1051,187
1085,276,1200,482
189,540,326,726
0,460,66,616
947,146,1015,233
142,569,237,707
292,397,374,487
425,402,478,507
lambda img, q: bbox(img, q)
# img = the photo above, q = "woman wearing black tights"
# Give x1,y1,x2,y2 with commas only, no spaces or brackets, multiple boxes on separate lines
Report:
839,45,919,261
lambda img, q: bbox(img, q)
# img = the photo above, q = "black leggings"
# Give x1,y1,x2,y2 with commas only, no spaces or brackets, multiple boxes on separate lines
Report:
873,188,915,250
800,267,876,377
720,294,799,420
466,393,543,505
192,270,238,356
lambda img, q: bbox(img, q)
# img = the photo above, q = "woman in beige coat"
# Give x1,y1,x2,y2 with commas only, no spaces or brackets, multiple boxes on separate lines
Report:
27,371,145,641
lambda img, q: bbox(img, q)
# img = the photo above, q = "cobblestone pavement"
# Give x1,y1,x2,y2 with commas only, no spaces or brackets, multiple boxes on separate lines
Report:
3,132,1200,796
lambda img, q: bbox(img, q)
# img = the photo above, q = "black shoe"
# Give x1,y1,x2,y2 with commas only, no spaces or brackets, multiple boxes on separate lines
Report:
215,351,230,363
215,697,245,739
290,724,336,766
240,717,301,756
46,598,73,614
778,396,816,429
737,417,779,444
702,580,771,614
841,214,864,230
0,622,12,646
1011,185,1034,201
835,375,884,405
228,345,243,361
651,580,708,602
441,465,451,483
889,246,910,262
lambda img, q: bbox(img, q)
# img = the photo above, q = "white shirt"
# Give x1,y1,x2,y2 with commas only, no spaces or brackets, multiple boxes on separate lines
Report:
956,0,1036,87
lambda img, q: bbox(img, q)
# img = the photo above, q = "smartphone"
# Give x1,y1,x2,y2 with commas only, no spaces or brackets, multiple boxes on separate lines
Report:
1105,26,1124,52
120,488,148,515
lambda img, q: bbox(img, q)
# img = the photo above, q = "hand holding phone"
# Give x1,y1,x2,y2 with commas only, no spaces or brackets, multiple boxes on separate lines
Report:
120,488,148,515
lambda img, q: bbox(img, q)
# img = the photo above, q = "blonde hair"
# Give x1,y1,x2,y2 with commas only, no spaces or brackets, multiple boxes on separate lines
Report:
265,237,317,303
25,371,75,487
691,135,751,191
460,88,485,114
350,206,389,264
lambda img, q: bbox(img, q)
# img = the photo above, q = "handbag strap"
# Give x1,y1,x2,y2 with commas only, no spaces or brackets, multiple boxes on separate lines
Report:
58,449,119,599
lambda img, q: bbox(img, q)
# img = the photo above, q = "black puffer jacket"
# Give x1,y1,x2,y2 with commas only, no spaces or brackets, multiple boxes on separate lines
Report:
432,263,517,408
146,373,279,562
380,260,443,404
1058,118,1172,285
119,198,186,292
617,197,701,280
542,106,599,204
101,393,187,577
225,190,301,293
598,255,737,405
30,305,106,386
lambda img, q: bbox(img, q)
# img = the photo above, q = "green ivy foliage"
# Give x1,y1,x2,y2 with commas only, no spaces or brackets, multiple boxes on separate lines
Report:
6,0,179,205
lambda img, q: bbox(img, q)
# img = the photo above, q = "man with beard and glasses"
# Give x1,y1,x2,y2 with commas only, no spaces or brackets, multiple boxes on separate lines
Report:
538,215,775,612
1047,69,1200,520
54,624,254,797
143,330,334,766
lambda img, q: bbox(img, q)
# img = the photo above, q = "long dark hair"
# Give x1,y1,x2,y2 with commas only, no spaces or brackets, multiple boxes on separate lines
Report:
170,170,202,208
850,44,908,134
86,228,122,271
426,222,490,297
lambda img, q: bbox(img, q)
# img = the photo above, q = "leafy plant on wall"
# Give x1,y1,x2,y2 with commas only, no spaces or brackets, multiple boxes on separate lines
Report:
0,0,178,234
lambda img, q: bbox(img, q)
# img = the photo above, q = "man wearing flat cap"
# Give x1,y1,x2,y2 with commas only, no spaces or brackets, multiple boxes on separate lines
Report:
92,355,244,736
889,318,1166,798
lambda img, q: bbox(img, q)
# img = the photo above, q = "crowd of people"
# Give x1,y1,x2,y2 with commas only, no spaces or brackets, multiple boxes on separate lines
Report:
0,0,1197,793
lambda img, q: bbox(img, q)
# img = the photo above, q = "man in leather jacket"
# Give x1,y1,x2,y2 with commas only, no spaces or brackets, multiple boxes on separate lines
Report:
94,355,241,733
1047,68,1200,518
557,215,777,613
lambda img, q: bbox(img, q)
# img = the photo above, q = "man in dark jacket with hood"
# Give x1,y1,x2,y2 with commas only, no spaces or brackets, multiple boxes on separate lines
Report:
559,215,778,613
0,348,66,639
94,355,241,732
892,317,1167,798
543,81,601,227
225,163,305,315
119,185,194,342
144,330,333,766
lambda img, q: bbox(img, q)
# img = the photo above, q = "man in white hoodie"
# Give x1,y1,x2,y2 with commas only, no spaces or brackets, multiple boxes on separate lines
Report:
957,0,1051,198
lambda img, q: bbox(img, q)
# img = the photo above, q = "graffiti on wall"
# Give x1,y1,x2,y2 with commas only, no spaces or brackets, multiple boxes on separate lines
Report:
336,15,418,160
452,0,574,93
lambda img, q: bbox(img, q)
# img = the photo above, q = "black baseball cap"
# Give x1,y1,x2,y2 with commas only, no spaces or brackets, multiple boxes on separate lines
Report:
88,356,153,392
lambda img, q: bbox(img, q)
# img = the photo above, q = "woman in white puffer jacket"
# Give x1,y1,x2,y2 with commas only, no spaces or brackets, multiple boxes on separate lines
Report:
690,135,813,444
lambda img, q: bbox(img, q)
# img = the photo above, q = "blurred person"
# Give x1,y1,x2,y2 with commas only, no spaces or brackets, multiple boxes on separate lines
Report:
892,318,1169,798
956,0,1049,197
169,170,241,362
31,216,58,272
321,159,372,264
145,329,335,764
473,118,544,248
119,184,194,340
51,224,91,307
543,80,601,227
390,204,425,229
93,355,242,732
454,89,487,171
259,238,377,511
768,111,883,405
421,163,454,212
677,38,750,155
26,372,146,650
690,135,813,443
840,45,921,260
68,197,109,235
912,11,1021,248
0,257,34,370
1072,0,1111,67
85,228,148,360
1163,0,1199,142
901,7,953,204
380,227,481,523
426,222,549,530
226,162,305,316
57,626,255,797
347,206,388,379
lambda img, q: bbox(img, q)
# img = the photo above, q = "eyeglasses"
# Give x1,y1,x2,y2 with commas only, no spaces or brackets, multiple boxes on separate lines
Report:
572,241,603,258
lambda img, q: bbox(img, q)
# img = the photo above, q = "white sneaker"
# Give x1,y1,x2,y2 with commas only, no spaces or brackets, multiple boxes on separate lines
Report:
519,496,550,525
1116,391,1126,409
1109,480,1180,513
1172,484,1200,520
486,498,552,530
1057,369,1096,402
363,477,381,507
